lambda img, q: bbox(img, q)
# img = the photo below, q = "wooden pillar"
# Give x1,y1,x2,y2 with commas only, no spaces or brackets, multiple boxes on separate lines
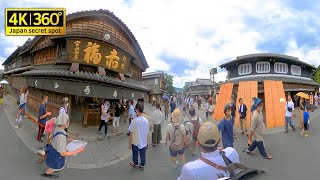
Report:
82,98,89,128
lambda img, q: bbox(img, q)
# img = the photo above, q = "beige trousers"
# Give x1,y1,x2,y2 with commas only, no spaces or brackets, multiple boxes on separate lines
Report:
240,118,247,133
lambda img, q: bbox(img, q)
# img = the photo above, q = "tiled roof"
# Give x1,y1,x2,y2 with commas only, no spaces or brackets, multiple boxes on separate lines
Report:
20,69,150,91
197,79,214,86
227,74,318,86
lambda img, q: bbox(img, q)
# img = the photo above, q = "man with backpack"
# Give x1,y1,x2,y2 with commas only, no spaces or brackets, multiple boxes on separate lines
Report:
177,122,240,180
165,109,186,168
184,107,203,157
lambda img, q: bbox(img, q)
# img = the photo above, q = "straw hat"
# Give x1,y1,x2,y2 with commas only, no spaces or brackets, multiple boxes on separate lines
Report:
171,109,181,125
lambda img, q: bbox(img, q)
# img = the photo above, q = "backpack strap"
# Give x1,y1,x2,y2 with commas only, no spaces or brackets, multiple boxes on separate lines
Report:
199,156,226,171
52,131,67,139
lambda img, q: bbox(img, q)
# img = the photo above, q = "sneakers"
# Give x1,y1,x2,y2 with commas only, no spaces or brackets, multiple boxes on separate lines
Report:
14,125,19,128
97,131,101,134
104,134,109,138
41,173,59,178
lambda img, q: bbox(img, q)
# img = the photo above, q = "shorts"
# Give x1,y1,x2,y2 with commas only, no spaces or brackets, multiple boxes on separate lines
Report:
304,122,308,130
169,147,185,157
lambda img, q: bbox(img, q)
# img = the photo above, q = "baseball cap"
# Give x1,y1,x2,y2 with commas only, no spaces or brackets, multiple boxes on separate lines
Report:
197,122,220,147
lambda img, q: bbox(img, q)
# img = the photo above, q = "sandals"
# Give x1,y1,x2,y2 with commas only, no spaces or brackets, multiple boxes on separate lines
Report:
129,162,144,171
130,162,139,169
264,155,272,160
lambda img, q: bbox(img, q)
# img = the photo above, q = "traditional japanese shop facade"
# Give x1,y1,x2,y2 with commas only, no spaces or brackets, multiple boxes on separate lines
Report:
2,10,150,127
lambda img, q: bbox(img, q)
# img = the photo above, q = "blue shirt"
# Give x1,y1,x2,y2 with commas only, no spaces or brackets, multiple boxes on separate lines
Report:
303,111,309,123
218,117,234,148
39,104,47,122
128,105,134,118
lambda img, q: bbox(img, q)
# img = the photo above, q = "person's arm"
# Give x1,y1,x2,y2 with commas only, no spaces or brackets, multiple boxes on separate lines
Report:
60,147,84,156
128,132,133,149
39,106,51,119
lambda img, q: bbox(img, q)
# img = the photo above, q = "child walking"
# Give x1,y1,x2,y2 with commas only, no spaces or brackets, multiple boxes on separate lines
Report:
301,107,310,137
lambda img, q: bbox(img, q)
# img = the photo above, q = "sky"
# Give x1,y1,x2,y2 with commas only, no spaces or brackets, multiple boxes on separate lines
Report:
1,0,320,88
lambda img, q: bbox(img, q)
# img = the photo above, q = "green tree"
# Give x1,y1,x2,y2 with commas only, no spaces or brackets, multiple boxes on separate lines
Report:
313,65,320,84
164,73,175,95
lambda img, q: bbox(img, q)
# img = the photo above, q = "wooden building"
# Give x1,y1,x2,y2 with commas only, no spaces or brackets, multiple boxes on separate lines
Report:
186,78,214,97
141,71,167,103
214,53,318,128
2,10,150,127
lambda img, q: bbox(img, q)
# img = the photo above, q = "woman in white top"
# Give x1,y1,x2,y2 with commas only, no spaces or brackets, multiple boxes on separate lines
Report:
22,88,29,117
15,86,26,128
59,97,69,115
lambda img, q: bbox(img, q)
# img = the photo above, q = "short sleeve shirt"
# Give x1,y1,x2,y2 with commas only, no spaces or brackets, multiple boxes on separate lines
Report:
129,116,149,149
250,111,264,141
218,117,234,148
285,101,294,117
166,124,186,142
39,104,47,122
51,128,67,153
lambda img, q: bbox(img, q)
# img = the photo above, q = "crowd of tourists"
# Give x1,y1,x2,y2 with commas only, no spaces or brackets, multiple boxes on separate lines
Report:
6,86,320,179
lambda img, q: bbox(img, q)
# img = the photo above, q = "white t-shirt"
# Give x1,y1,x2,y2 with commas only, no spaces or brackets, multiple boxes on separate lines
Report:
177,147,240,180
59,106,67,116
19,93,25,105
129,116,149,149
285,101,294,117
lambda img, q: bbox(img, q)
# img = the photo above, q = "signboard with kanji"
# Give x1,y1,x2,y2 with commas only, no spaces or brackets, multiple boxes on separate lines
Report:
66,38,131,75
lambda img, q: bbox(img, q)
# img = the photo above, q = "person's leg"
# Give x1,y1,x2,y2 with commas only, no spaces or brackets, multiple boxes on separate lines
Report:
169,148,178,167
285,117,289,132
247,140,258,152
289,117,295,130
157,124,162,143
240,118,244,133
299,110,303,129
131,144,139,166
139,146,147,167
116,117,120,131
104,121,108,136
256,141,269,158
112,117,116,132
98,120,104,132
152,124,157,145
244,118,247,134
178,150,186,164
37,124,42,140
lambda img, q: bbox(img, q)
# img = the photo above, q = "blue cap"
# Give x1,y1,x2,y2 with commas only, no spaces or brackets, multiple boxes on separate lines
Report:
253,98,263,108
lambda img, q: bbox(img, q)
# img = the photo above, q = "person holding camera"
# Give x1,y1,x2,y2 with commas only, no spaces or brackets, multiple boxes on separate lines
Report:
284,94,295,134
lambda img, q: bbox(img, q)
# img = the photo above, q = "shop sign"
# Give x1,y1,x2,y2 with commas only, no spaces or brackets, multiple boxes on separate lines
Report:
67,38,131,75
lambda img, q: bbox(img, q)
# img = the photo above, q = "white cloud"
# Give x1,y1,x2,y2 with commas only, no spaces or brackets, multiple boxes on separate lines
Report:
1,0,320,87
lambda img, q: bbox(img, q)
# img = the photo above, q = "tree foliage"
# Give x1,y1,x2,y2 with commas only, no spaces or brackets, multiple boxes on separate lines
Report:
313,65,320,84
164,73,175,95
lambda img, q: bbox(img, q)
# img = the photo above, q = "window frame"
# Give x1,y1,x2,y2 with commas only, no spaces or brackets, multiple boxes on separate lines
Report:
256,62,270,73
238,63,252,75
154,78,159,85
274,62,288,74
291,65,302,76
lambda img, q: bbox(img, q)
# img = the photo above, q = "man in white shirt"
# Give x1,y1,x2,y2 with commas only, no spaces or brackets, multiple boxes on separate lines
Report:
177,122,240,180
189,97,194,108
151,103,163,146
128,102,149,171
284,94,295,133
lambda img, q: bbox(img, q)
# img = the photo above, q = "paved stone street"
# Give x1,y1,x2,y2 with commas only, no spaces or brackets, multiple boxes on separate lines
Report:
1,96,320,179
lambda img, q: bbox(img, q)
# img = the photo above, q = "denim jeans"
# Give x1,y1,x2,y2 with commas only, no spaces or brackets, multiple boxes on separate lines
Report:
98,120,108,135
132,144,146,166
248,140,268,158
285,116,294,132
